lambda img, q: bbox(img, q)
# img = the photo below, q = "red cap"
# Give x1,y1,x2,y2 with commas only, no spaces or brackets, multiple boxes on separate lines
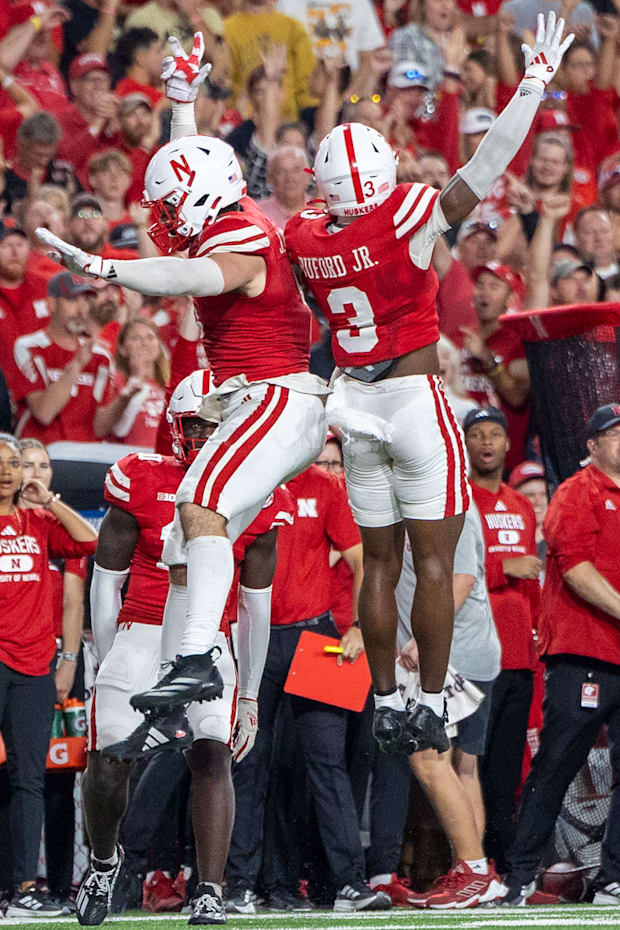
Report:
69,53,110,80
471,261,524,299
536,110,579,134
508,460,545,489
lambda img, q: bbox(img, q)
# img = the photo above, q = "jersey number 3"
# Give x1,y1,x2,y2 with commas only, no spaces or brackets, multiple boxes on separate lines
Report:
327,286,378,354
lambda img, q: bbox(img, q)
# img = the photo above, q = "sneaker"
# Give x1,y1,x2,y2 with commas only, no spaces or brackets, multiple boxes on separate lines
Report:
188,882,226,924
593,882,620,905
102,707,193,762
333,883,392,912
426,861,504,909
7,885,64,918
76,848,124,925
224,888,263,914
406,702,449,753
488,879,536,907
406,875,451,909
266,888,312,911
142,871,184,913
372,708,414,755
130,652,224,713
371,875,418,906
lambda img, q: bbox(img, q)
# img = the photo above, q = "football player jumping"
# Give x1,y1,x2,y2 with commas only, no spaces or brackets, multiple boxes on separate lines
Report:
78,371,293,927
37,33,327,723
286,12,573,756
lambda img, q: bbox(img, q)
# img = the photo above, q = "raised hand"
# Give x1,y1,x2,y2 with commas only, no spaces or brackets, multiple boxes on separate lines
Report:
161,32,212,103
259,41,287,82
36,228,110,278
522,11,575,88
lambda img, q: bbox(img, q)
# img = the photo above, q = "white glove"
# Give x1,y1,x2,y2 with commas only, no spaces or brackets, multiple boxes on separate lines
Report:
522,11,574,88
161,33,212,104
36,227,112,279
232,697,258,763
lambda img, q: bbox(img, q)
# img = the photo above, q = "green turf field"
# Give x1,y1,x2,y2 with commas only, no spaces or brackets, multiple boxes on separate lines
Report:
2,906,620,929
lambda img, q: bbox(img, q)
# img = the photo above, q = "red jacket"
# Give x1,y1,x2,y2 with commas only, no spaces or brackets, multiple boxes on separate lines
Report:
471,482,540,670
538,465,620,667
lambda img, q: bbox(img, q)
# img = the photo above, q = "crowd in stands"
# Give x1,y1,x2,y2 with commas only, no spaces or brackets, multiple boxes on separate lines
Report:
0,0,619,915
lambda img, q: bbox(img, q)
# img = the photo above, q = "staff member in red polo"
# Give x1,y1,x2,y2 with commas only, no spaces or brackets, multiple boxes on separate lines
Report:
0,432,97,918
463,407,541,875
499,404,620,906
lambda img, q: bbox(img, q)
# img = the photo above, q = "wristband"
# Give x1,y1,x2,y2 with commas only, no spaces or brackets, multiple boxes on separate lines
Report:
61,651,78,662
29,14,42,30
1,74,14,90
43,492,61,509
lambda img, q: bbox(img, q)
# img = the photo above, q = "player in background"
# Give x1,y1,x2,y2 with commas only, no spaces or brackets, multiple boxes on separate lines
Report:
36,32,327,724
285,12,573,756
78,372,294,927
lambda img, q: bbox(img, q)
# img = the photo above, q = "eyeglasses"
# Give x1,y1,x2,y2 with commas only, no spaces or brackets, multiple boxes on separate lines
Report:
542,90,567,100
74,209,103,220
349,94,382,104
315,459,343,470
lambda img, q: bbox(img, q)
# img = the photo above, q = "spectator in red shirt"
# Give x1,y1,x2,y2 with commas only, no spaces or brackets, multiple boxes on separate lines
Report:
115,93,158,205
113,27,165,107
463,407,542,875
500,404,620,906
1,112,62,216
65,193,136,261
0,226,51,379
87,149,135,231
0,432,96,919
108,319,169,448
12,24,69,118
12,270,140,443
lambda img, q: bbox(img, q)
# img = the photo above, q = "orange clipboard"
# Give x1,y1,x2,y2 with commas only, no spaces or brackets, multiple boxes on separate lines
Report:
284,631,371,712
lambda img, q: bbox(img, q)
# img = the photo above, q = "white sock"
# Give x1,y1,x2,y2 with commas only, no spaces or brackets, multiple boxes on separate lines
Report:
418,689,444,716
369,873,392,889
374,689,405,711
161,583,188,664
93,850,118,869
180,536,233,656
465,858,488,875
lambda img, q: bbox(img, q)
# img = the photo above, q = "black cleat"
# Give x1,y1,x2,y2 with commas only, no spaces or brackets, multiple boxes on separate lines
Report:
406,702,450,753
76,847,124,925
372,707,415,755
189,883,227,924
130,651,223,713
102,707,193,762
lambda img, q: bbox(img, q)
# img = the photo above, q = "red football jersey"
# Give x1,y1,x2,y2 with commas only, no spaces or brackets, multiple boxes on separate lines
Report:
104,452,185,626
190,197,311,386
285,183,441,368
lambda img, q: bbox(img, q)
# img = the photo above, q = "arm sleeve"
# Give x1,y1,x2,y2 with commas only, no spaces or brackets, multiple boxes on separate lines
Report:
236,584,272,700
102,254,225,297
90,563,129,662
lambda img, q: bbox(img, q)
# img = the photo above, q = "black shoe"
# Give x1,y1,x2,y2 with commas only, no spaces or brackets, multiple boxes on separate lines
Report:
49,894,77,915
7,886,64,918
130,652,224,713
188,883,226,924
76,848,124,925
102,707,193,762
266,888,312,911
333,883,392,912
482,879,534,907
224,887,263,914
372,707,415,755
406,702,450,753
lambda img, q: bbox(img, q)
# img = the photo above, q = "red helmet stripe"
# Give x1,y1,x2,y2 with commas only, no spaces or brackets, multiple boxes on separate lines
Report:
202,369,210,395
342,124,364,204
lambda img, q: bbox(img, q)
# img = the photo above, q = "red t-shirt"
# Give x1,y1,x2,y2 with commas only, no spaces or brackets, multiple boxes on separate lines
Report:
437,260,477,347
0,104,23,161
286,183,440,368
50,556,88,638
0,264,52,379
460,325,530,473
120,143,154,205
56,104,121,188
0,508,96,675
192,197,310,385
538,465,620,666
471,483,540,670
13,59,69,118
12,330,113,442
412,90,461,175
108,372,167,449
271,465,361,625
115,77,163,107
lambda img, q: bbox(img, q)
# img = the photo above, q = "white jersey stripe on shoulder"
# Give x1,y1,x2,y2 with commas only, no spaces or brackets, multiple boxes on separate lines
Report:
395,188,438,240
207,238,270,254
104,473,130,502
110,462,130,489
195,224,267,255
393,183,430,225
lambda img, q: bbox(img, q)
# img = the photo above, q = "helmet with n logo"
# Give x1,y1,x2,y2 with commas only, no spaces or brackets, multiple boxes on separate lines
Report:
167,369,218,466
313,123,398,218
142,135,247,253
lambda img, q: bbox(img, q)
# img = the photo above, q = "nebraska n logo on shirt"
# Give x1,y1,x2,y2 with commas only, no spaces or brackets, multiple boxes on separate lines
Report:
297,498,318,518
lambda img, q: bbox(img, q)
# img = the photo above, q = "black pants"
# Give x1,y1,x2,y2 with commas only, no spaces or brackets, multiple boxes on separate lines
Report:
480,668,534,873
44,770,75,896
227,614,366,893
508,658,620,886
0,659,55,886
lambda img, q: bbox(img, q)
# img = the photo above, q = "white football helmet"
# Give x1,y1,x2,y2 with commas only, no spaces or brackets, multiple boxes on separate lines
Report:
142,135,247,254
313,123,398,218
167,369,218,466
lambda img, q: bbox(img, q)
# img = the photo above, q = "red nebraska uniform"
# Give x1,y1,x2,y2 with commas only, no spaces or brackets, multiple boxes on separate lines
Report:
471,482,540,670
285,182,441,368
190,196,311,386
270,466,360,625
12,331,113,443
0,508,96,676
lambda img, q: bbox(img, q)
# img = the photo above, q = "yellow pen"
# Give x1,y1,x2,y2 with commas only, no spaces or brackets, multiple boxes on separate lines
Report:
323,645,344,654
